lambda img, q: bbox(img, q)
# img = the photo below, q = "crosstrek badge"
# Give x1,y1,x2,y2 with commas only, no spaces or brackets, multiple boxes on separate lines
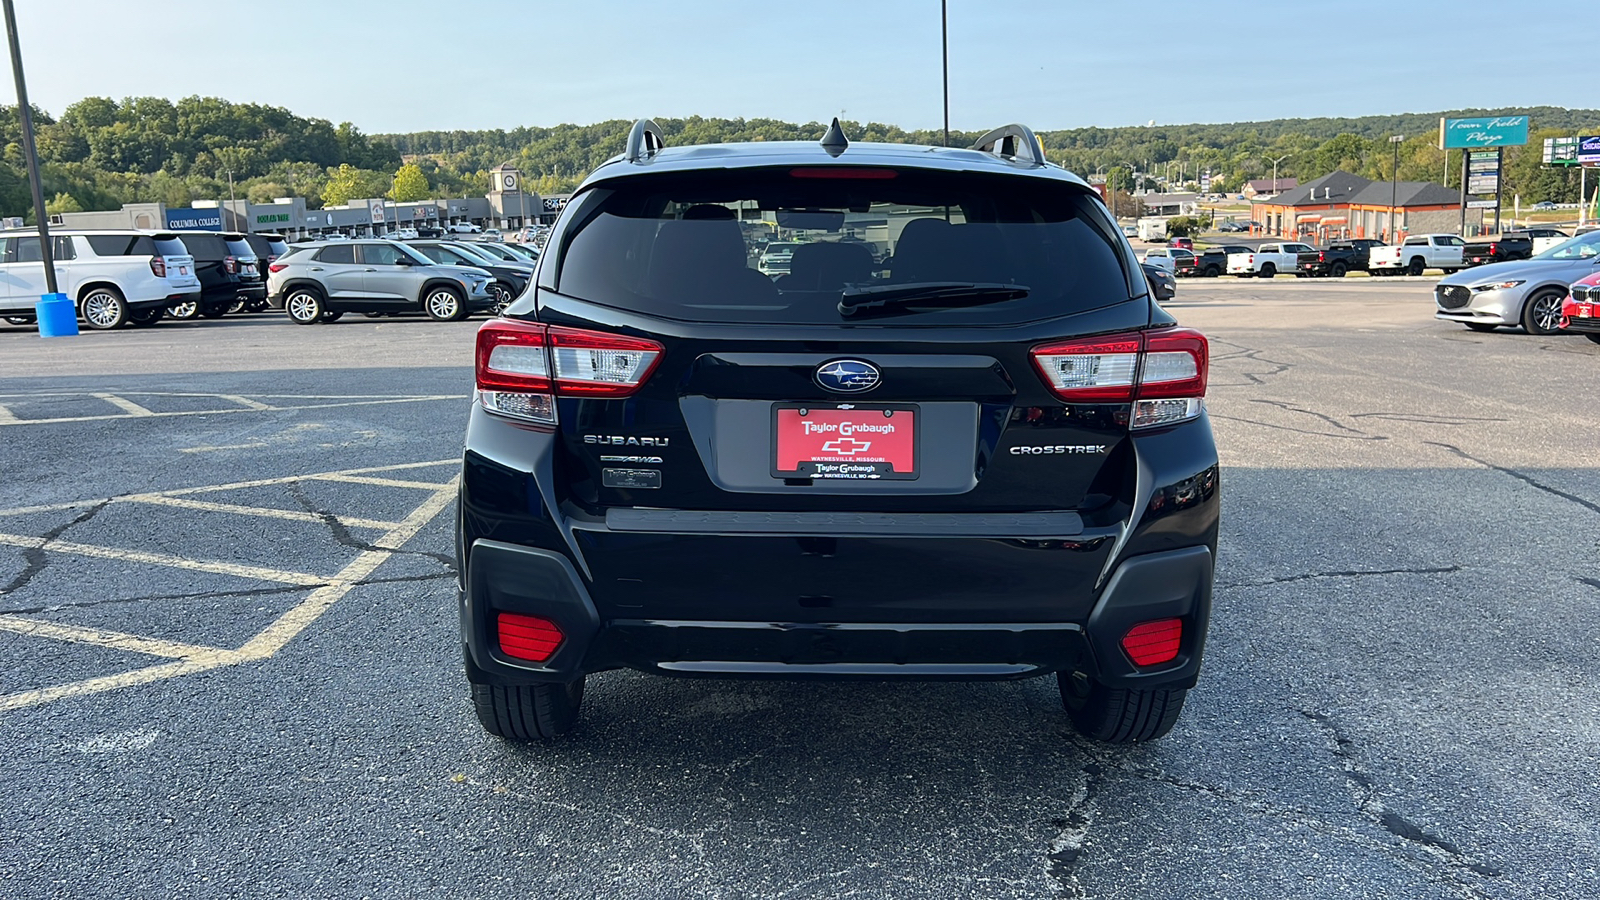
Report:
773,405,918,480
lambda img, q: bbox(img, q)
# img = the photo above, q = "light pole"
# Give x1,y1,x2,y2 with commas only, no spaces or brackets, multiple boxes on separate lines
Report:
224,167,236,229
1268,154,1291,194
940,0,949,147
1388,135,1404,241
2,0,69,334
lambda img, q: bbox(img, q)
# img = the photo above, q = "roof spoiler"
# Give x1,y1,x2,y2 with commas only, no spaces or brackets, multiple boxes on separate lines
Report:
971,124,1047,167
625,119,666,162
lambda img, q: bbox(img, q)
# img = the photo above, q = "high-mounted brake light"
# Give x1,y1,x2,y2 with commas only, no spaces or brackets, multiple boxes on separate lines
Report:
1030,327,1208,429
474,319,663,425
1121,618,1182,666
789,167,899,179
149,257,166,278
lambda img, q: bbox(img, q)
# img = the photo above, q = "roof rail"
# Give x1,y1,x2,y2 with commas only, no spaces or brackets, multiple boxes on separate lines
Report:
625,119,666,162
970,124,1047,167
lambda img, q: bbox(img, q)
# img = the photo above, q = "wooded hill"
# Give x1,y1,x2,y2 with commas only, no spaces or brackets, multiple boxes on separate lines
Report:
4,98,1596,221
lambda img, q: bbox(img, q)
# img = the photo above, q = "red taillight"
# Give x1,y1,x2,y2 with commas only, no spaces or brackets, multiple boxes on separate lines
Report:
1247,254,1254,264
149,257,166,278
1030,328,1208,429
223,255,236,274
497,612,563,662
268,262,288,273
789,167,899,179
475,319,664,424
1121,618,1182,666
1489,242,1497,254
1318,252,1326,262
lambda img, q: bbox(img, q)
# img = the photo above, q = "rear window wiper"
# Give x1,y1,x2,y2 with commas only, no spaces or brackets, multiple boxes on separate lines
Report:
838,282,1030,318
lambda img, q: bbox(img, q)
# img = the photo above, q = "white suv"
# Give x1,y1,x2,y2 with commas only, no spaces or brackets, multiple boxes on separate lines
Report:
0,230,202,329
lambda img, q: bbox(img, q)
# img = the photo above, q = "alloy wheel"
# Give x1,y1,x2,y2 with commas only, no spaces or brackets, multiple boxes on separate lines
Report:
287,292,322,323
82,291,125,329
426,289,461,321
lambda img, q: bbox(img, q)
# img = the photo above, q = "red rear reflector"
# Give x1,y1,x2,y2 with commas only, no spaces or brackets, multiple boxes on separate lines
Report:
1121,618,1182,666
789,167,899,179
498,613,563,663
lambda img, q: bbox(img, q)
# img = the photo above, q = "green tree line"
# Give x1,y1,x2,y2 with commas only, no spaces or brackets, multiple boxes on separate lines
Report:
3,98,1597,220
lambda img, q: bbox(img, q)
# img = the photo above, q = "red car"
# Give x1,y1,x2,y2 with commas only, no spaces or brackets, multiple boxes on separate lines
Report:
1168,236,1194,252
1560,272,1600,345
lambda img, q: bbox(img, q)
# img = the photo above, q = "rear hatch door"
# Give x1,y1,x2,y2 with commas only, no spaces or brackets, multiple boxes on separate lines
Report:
503,164,1189,621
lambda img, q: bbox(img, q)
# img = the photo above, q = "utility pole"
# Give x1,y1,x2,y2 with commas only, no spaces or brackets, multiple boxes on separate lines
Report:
940,0,949,147
225,168,236,230
1388,135,1404,241
3,0,61,308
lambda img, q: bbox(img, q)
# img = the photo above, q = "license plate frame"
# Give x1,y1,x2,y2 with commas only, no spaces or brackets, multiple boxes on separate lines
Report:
771,403,919,481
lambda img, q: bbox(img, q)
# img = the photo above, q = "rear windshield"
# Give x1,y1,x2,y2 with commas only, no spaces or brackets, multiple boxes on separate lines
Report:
553,167,1135,325
177,233,229,260
225,238,255,259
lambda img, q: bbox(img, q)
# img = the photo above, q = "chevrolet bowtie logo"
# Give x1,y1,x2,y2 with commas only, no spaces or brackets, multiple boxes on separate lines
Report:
820,437,873,455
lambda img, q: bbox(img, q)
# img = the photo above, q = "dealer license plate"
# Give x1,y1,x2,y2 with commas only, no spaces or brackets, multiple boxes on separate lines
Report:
772,404,918,481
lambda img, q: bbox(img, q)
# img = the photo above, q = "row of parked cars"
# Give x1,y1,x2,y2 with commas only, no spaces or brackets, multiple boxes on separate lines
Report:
0,228,540,331
1142,225,1596,281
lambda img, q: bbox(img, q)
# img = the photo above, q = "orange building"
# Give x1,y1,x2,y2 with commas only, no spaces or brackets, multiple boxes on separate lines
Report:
1251,171,1481,243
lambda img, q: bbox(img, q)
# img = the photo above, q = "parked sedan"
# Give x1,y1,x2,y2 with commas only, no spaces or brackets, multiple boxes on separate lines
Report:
1434,230,1600,335
1560,271,1600,344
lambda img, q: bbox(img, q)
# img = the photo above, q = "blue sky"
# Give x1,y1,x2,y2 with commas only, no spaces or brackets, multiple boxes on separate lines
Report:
11,1,1591,134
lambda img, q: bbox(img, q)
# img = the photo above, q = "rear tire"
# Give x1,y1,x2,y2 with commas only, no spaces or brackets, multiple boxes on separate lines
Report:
1406,257,1425,276
5,315,36,325
1464,323,1498,333
285,287,325,325
471,678,585,741
321,310,344,323
1521,289,1565,336
128,308,165,327
1059,671,1186,743
199,304,228,319
1259,263,1276,278
1331,262,1348,277
79,286,129,330
1585,334,1600,345
1204,265,1220,278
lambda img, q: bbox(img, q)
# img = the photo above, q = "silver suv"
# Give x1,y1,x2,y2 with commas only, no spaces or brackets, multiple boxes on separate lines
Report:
266,240,496,324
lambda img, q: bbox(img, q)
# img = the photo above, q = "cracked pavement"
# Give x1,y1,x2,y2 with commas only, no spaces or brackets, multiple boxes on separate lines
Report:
0,293,1598,898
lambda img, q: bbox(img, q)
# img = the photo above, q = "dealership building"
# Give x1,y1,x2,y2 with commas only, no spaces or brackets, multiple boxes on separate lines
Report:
50,163,554,238
1250,171,1482,242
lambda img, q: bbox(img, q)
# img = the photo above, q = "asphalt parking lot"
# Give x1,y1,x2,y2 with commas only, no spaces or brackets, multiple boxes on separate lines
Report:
1,288,1597,900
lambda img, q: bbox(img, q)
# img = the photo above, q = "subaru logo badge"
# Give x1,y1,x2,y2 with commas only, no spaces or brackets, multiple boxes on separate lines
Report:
814,360,881,393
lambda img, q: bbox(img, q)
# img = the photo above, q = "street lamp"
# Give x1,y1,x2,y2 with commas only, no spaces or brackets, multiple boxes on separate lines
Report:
1388,135,1404,242
1268,154,1291,194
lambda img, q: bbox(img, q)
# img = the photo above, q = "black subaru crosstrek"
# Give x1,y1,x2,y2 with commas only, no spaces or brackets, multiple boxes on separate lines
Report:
457,120,1219,744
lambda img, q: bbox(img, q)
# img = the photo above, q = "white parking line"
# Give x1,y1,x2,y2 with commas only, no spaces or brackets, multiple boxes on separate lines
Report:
0,477,459,712
92,393,155,417
0,616,223,660
0,395,467,427
218,395,273,410
124,495,401,530
0,534,328,587
0,403,15,424
310,473,453,490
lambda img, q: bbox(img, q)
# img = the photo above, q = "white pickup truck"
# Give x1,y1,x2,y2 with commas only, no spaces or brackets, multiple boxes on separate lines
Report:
1368,234,1465,276
1226,241,1313,278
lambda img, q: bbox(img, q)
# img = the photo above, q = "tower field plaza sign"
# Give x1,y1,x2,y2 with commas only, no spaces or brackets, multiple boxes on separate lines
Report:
1439,116,1529,150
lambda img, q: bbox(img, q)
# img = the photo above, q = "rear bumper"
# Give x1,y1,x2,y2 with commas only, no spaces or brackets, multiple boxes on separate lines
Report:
462,538,1211,687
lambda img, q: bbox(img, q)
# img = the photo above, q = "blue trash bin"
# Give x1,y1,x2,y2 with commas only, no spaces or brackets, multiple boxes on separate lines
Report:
35,293,79,338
